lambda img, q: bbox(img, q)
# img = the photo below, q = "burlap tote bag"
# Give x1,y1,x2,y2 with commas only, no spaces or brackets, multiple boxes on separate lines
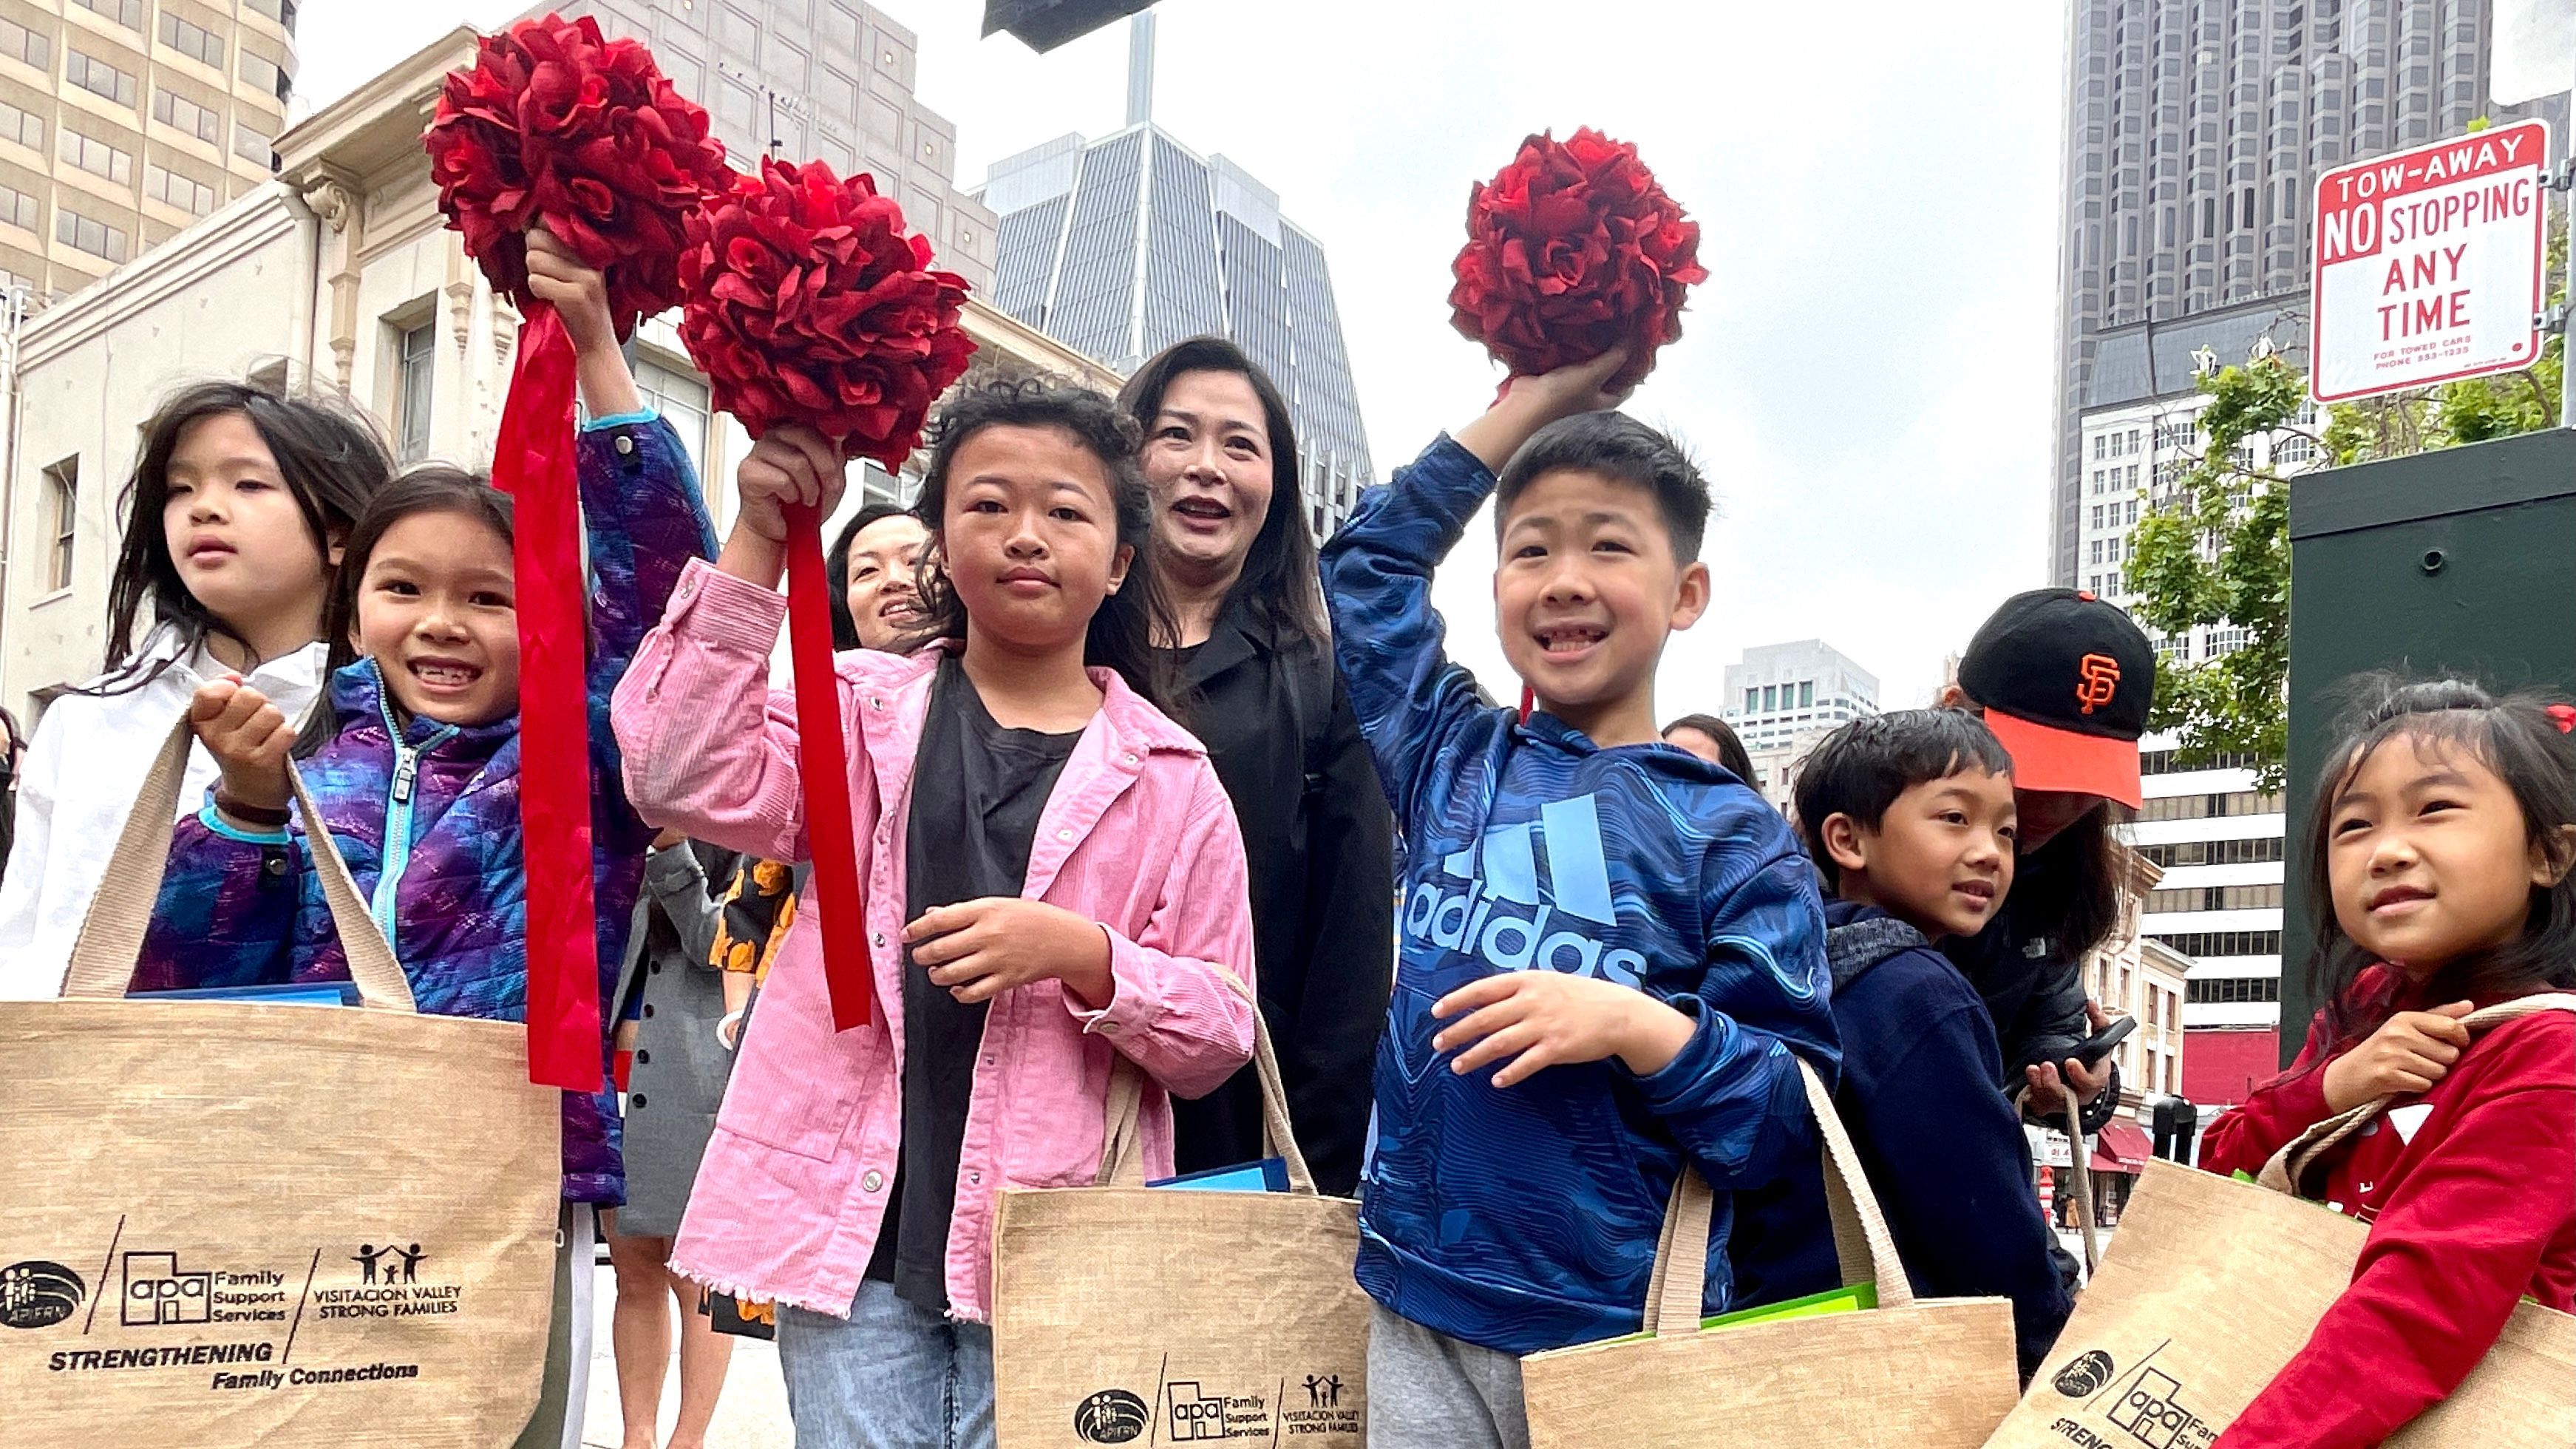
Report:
1521,1058,2022,1448
991,974,1369,1448
1985,995,2576,1449
0,719,563,1445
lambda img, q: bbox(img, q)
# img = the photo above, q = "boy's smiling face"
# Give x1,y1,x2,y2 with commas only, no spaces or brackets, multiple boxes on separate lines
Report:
1492,467,1708,744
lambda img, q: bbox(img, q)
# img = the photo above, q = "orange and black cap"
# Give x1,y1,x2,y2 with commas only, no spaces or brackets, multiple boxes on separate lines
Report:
1957,587,2155,808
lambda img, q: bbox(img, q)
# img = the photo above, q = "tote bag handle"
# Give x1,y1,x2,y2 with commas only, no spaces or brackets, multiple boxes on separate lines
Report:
2258,993,2576,1195
58,715,415,1011
1095,964,1319,1195
1640,1057,1916,1337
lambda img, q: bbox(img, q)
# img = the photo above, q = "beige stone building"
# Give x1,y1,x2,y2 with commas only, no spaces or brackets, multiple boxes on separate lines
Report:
0,24,1109,723
0,0,294,308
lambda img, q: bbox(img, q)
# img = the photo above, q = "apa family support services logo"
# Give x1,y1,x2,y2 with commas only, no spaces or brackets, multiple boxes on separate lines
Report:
2045,1345,2218,1449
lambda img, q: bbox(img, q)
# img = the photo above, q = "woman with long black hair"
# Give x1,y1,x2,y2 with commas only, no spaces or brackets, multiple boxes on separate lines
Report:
1120,336,1395,1197
1938,586,2159,1133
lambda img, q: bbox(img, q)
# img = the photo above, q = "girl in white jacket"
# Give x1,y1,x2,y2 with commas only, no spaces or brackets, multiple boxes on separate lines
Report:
0,379,390,997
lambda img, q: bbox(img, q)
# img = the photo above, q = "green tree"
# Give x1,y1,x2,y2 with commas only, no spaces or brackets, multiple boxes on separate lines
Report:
2124,216,2565,790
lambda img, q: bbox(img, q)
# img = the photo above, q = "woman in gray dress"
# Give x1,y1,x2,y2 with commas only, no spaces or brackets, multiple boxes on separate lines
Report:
603,835,741,1449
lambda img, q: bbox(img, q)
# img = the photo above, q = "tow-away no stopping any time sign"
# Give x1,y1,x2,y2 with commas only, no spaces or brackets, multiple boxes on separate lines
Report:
2309,119,2553,404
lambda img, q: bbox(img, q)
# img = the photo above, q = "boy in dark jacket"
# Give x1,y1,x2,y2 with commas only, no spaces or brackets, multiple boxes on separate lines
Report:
1322,351,1835,1449
1729,709,2073,1381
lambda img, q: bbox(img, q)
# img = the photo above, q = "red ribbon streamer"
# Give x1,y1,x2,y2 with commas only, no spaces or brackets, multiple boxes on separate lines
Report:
784,501,874,1030
495,304,605,1093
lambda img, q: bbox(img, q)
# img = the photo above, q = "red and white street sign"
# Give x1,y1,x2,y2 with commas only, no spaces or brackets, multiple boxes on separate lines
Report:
2309,119,2553,404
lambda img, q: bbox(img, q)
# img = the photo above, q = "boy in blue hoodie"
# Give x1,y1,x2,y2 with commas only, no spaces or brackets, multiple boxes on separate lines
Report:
1320,351,1836,1448
1728,708,2074,1381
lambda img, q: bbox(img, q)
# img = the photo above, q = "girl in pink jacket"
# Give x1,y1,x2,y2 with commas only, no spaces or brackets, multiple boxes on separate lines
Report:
612,379,1257,1448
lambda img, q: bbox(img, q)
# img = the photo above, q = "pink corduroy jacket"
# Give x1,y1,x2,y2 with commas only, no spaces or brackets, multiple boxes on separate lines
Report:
611,559,1258,1320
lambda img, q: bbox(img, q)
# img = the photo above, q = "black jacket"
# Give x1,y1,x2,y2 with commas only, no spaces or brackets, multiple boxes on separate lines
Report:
1941,833,2123,1135
1731,899,2075,1382
1166,602,1395,1197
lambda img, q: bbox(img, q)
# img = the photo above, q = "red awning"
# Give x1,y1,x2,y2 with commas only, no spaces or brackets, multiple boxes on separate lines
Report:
2090,1119,2154,1174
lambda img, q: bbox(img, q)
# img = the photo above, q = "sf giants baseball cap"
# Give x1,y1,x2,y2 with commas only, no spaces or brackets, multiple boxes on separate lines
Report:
1957,588,2155,809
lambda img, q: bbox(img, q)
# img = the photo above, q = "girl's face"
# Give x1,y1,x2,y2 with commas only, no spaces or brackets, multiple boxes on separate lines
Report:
2327,733,2560,974
939,423,1132,658
843,513,931,652
1141,370,1273,584
351,509,519,727
163,412,330,631
2013,789,2103,851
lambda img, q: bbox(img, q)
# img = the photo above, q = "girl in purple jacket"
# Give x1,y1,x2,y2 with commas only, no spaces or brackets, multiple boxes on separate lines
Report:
613,379,1257,1448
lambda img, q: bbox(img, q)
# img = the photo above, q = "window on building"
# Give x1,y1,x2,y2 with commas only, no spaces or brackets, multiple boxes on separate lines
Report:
1744,688,1758,713
2155,930,2284,960
239,50,289,102
43,457,78,592
1762,685,1778,712
1799,682,1814,708
2139,748,2263,776
2092,469,2106,494
2127,499,2140,525
154,89,223,143
58,126,132,184
2126,429,2141,454
2148,883,2285,913
2093,435,2105,460
234,120,274,169
0,183,35,232
2090,540,2105,565
72,0,146,28
632,353,713,485
2108,536,2124,563
55,208,129,262
146,163,217,215
395,321,435,461
160,11,225,67
0,98,41,149
246,0,298,24
2186,975,2283,1003
67,50,140,107
2127,464,2140,489
2092,504,2104,529
0,17,50,71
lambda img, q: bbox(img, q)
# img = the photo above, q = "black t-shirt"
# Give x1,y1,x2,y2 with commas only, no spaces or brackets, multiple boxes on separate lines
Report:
866,654,1081,1311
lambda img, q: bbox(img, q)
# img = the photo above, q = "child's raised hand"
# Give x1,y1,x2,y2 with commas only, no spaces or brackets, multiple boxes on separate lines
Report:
189,677,293,814
1455,347,1636,473
904,897,1113,1008
733,426,849,544
1432,969,1693,1088
2322,1000,2475,1112
523,226,619,356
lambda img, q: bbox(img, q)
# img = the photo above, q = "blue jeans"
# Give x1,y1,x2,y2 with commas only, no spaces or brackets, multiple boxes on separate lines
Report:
778,1280,995,1449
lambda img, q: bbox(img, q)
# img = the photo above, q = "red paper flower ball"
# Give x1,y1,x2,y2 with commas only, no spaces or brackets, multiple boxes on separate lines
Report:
426,13,732,336
1449,128,1709,388
679,157,977,470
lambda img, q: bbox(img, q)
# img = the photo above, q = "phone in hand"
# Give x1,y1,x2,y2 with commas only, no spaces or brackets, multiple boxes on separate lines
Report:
2070,1014,2137,1069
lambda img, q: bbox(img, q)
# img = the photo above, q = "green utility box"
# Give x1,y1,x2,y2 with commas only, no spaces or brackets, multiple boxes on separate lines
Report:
2281,427,2576,1062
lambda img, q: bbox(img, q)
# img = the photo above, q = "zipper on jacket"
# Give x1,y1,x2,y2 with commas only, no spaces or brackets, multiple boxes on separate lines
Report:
370,665,458,957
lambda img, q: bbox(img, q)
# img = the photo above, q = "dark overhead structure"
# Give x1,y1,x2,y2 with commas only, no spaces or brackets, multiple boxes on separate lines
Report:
982,0,1159,52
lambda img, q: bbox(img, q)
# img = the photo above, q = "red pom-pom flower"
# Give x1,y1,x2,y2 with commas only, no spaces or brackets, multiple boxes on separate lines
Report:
426,13,731,335
679,157,977,469
1449,128,1708,387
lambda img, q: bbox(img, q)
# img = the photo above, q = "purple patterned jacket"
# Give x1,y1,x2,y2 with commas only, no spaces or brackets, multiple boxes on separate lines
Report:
135,413,716,1204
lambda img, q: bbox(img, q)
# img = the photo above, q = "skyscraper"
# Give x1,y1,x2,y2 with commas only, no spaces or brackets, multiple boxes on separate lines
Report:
538,0,999,294
2047,0,2567,588
1719,639,1879,807
975,16,1372,537
0,0,298,308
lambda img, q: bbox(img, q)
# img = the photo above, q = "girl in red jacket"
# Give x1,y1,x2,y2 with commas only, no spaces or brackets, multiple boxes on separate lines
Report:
2201,677,2576,1449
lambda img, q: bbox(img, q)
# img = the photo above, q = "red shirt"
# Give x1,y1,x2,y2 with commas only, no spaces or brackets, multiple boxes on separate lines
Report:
2198,967,2575,1449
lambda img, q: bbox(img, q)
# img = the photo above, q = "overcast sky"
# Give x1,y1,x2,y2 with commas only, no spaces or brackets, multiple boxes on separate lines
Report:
295,0,2069,715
